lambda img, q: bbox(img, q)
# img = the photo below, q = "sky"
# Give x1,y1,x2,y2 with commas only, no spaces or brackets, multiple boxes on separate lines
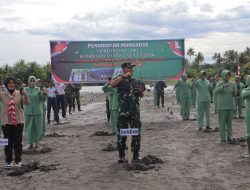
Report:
0,0,250,66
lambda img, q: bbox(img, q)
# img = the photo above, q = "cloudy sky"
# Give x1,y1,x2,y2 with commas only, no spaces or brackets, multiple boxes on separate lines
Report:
0,0,250,66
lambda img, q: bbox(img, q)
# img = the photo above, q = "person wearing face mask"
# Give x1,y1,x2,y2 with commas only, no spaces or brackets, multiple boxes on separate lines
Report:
24,76,46,149
0,77,29,168
214,70,235,144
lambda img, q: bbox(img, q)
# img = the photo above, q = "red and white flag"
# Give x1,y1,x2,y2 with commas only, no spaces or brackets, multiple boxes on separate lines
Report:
237,65,240,75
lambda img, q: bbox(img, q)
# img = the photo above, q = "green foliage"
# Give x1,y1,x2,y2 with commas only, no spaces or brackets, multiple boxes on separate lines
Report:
0,60,51,85
186,47,195,64
1,46,250,85
188,46,250,78
12,59,29,82
186,66,198,78
193,52,204,67
243,63,250,70
243,63,250,76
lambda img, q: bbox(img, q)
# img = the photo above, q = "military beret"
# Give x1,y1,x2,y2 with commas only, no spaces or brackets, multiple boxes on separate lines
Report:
121,62,136,69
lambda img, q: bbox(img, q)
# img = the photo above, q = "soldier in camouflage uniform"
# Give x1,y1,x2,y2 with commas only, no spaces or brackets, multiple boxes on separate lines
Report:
72,83,82,111
156,80,167,108
111,62,146,163
65,84,74,114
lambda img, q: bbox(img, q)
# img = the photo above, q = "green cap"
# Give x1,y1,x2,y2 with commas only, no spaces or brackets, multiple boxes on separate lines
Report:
121,62,136,69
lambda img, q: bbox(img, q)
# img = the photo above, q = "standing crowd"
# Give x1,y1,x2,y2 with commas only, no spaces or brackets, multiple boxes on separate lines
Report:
173,69,250,148
103,66,250,163
1,65,250,168
0,76,82,168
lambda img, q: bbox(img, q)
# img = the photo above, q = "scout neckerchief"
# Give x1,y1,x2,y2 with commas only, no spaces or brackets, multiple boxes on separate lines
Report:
8,90,17,126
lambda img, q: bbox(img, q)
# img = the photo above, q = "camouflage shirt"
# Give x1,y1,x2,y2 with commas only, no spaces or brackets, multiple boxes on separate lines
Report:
156,81,167,93
117,76,145,116
65,85,74,97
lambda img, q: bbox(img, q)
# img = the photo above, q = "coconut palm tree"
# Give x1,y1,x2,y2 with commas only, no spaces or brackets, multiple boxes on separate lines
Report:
244,47,250,55
244,47,250,64
212,53,223,65
193,52,204,68
186,47,195,64
224,50,238,71
225,50,238,63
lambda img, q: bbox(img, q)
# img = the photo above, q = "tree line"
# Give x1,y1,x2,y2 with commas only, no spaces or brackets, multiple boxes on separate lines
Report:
0,60,51,84
186,46,250,78
1,46,250,84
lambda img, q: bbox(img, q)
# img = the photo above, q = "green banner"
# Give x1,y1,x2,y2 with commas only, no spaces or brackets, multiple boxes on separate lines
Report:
50,39,185,83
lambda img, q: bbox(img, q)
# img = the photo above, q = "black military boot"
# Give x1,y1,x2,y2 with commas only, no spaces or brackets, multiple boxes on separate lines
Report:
133,151,140,163
118,150,125,163
206,126,212,130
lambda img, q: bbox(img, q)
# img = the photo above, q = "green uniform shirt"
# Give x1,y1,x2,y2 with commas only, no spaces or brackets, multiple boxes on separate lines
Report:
174,80,191,99
24,86,45,115
102,83,118,111
193,79,211,102
214,70,235,110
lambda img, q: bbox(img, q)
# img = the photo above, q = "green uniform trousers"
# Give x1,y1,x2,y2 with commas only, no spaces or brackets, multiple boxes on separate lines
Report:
111,110,118,134
214,95,218,113
244,102,250,137
176,87,181,104
180,97,190,119
198,101,210,129
153,90,157,106
234,98,243,117
191,93,197,108
218,110,233,141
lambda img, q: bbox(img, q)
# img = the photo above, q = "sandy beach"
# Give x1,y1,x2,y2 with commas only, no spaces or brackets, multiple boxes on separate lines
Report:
0,87,250,190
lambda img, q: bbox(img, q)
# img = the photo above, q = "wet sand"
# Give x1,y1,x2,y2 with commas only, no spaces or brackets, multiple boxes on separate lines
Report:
0,89,250,190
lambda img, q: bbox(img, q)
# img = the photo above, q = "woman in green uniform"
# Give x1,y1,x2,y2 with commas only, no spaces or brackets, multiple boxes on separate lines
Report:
192,71,212,130
174,74,191,120
24,76,46,148
214,70,235,143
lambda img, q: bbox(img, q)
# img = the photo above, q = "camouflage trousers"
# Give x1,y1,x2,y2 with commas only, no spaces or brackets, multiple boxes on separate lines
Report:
73,91,81,110
117,114,141,159
157,91,165,107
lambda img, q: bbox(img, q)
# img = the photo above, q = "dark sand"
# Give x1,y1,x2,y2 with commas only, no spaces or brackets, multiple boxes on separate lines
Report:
0,89,250,190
